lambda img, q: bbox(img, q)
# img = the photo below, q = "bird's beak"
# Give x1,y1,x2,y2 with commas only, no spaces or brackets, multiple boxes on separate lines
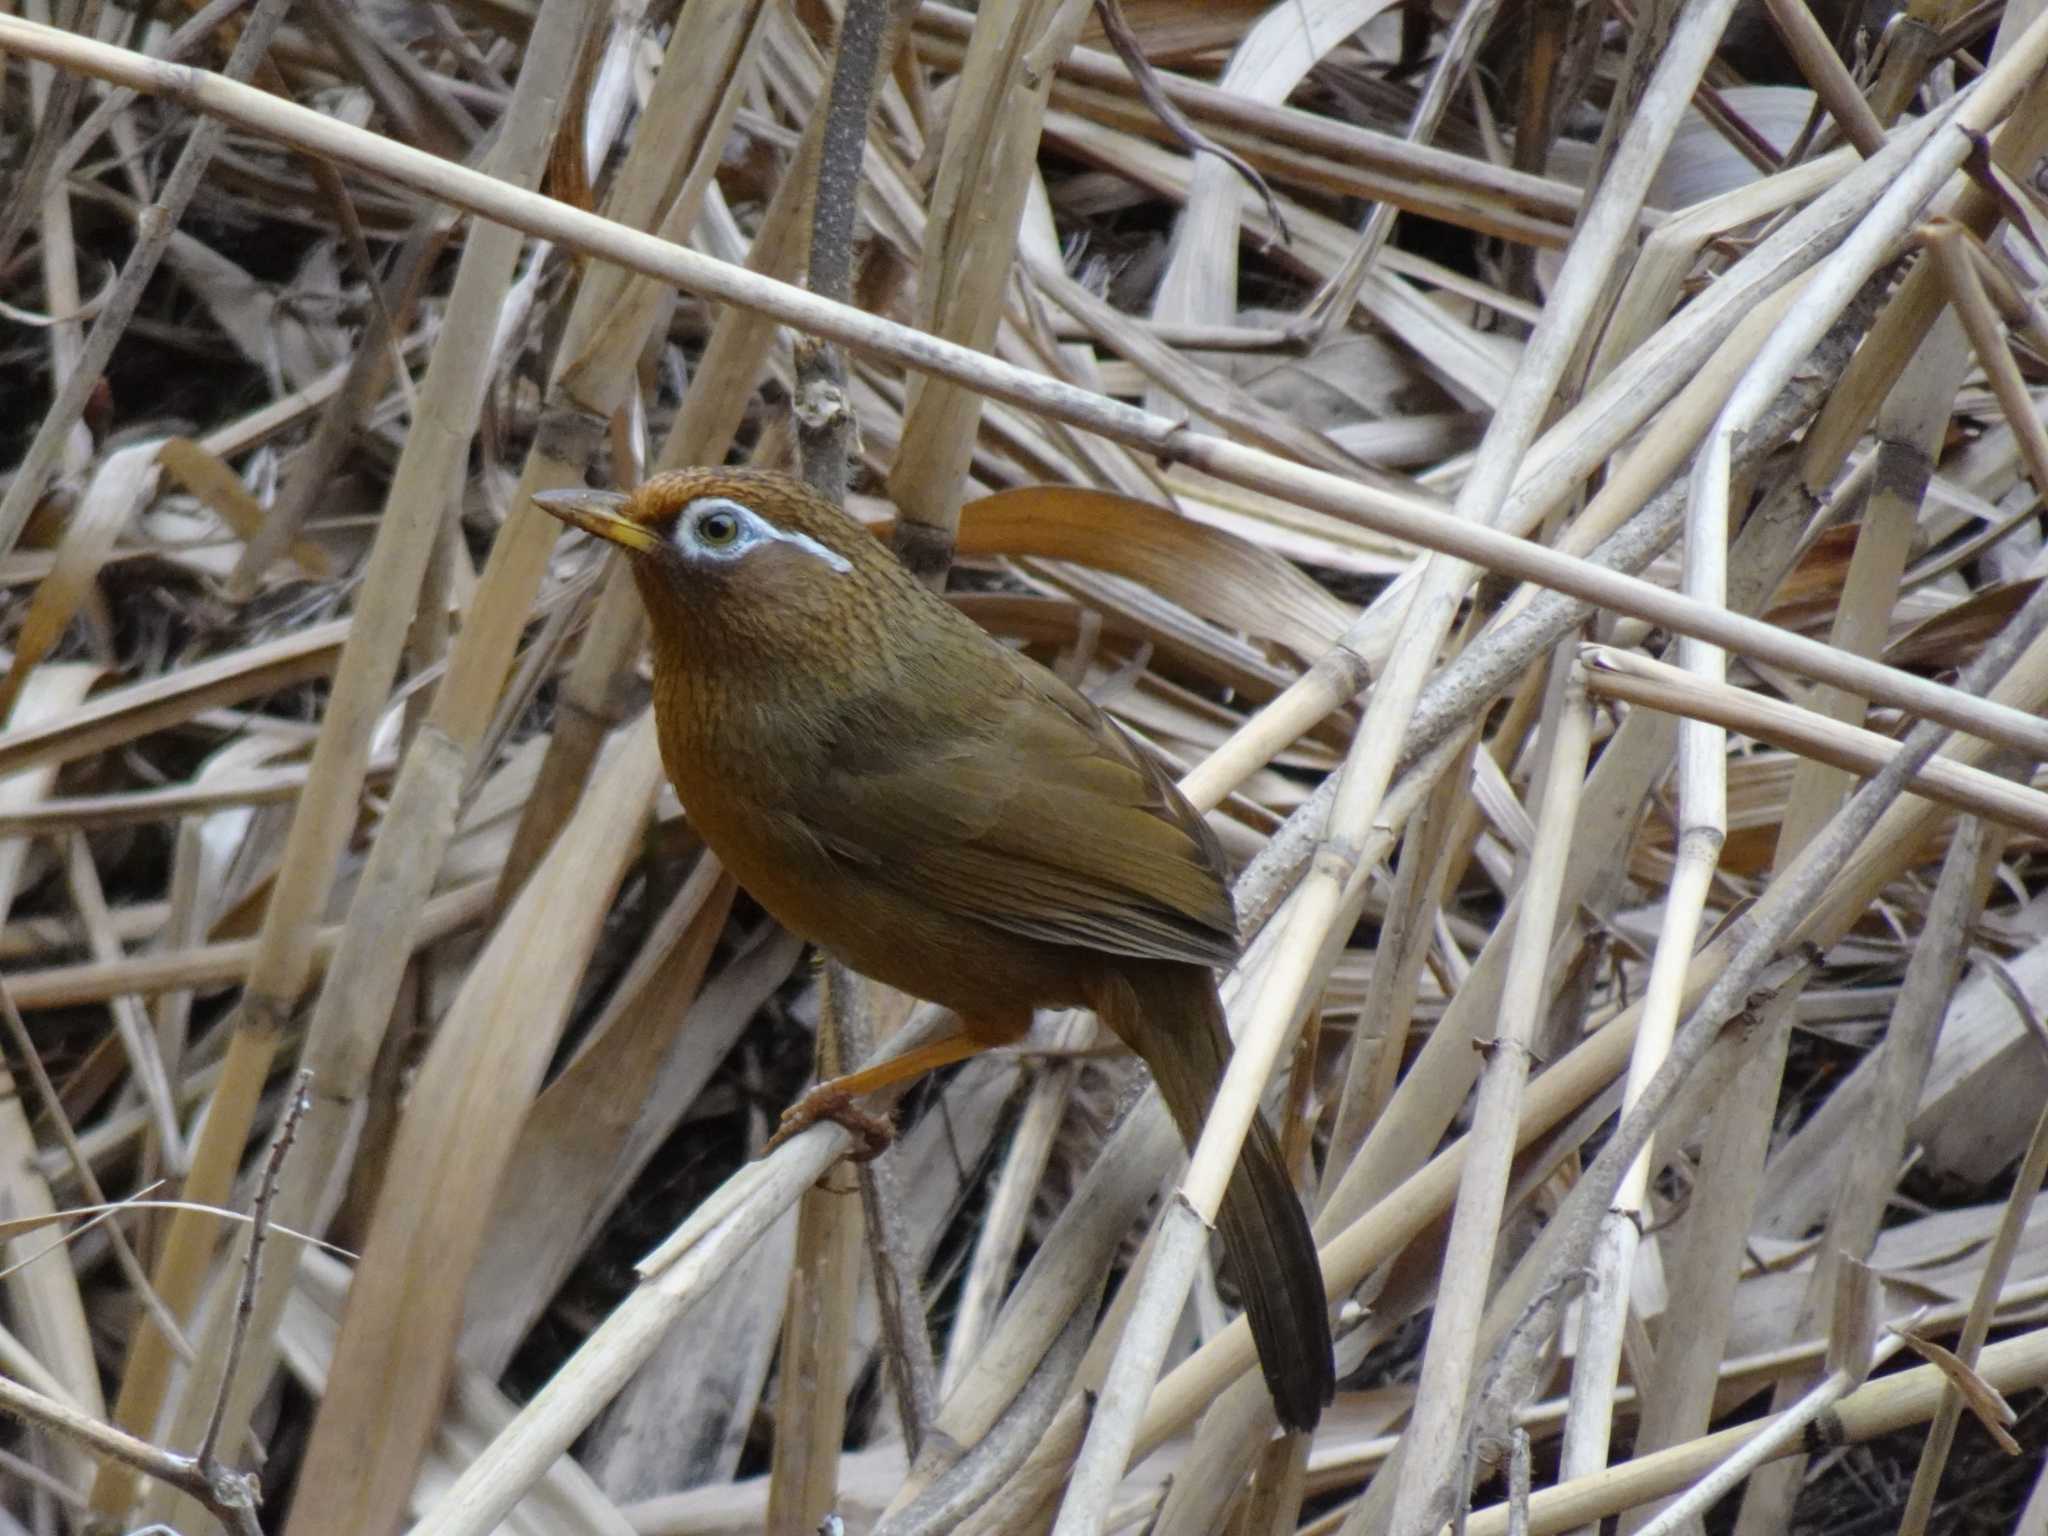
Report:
532,488,659,555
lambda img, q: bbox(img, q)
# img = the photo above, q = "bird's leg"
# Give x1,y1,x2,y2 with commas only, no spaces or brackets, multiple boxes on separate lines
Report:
762,1028,989,1161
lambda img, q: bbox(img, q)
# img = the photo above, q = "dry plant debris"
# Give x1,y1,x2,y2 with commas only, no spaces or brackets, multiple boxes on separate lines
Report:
2,0,2048,1532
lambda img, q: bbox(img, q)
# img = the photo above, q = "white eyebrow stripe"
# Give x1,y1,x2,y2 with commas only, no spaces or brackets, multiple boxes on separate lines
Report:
770,526,852,573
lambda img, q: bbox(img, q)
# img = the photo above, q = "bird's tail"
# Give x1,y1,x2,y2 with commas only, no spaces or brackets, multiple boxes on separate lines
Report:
1094,962,1336,1432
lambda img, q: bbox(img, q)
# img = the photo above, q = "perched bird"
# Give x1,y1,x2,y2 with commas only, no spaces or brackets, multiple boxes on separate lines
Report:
534,467,1336,1431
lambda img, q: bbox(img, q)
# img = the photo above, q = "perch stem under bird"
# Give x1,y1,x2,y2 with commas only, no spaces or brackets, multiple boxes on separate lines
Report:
533,467,1336,1431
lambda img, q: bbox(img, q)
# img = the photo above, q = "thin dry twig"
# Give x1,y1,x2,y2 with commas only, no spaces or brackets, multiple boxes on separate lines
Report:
1089,0,1287,242
195,1068,311,1473
0,1368,262,1536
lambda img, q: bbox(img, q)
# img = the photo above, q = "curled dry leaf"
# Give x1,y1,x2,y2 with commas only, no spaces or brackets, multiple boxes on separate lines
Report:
0,258,116,327
0,443,159,724
1884,579,2041,671
1886,1327,2022,1452
1148,0,1403,353
158,438,333,580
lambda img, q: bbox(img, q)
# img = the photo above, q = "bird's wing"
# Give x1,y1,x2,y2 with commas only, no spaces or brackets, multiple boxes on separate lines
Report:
802,654,1240,968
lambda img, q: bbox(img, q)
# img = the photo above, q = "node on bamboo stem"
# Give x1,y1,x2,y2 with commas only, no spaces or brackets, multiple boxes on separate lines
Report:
794,336,861,505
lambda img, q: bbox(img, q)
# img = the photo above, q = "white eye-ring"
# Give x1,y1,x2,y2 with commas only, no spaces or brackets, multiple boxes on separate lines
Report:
673,496,851,574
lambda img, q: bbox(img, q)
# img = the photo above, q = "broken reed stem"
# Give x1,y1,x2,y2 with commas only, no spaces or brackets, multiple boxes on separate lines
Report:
1552,147,1738,1489
1633,1326,1910,1536
1897,1098,2048,1533
1456,1324,2048,1536
0,1367,261,1536
1554,705,1722,1503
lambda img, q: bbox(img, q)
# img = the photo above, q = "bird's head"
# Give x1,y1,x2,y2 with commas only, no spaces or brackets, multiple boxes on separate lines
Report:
534,467,911,661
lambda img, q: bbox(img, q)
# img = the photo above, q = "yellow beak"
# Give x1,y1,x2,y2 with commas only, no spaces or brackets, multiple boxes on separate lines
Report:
532,488,661,555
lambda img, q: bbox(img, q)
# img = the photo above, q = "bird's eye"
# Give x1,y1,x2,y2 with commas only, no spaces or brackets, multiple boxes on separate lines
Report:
696,509,741,547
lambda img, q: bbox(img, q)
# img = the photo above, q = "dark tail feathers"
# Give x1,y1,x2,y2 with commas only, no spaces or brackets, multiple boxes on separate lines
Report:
1096,963,1336,1432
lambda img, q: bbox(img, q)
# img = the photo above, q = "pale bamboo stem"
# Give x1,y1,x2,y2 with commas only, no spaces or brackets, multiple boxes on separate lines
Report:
1382,660,1591,1533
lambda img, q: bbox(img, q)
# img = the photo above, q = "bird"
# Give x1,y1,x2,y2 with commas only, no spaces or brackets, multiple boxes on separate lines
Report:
533,466,1336,1432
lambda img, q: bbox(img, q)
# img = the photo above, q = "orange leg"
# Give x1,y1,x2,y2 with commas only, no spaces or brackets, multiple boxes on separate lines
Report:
763,1028,990,1161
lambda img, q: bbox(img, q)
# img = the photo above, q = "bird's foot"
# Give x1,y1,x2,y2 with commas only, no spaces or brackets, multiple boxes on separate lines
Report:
762,1086,896,1163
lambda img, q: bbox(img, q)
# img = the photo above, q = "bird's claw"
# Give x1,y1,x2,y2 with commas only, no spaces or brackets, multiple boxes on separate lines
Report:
762,1087,896,1164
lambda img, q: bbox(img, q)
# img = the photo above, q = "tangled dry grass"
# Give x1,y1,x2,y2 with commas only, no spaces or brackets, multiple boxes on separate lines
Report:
3,0,2048,1532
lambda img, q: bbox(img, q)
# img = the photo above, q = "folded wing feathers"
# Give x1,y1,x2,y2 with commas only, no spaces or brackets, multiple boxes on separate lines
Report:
808,658,1239,968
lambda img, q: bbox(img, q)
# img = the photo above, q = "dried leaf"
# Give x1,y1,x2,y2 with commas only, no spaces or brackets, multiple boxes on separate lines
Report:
0,444,159,724
158,437,332,579
1887,1328,2022,1452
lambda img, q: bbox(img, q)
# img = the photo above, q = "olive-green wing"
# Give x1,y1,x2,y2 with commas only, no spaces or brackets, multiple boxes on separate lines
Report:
802,654,1239,968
